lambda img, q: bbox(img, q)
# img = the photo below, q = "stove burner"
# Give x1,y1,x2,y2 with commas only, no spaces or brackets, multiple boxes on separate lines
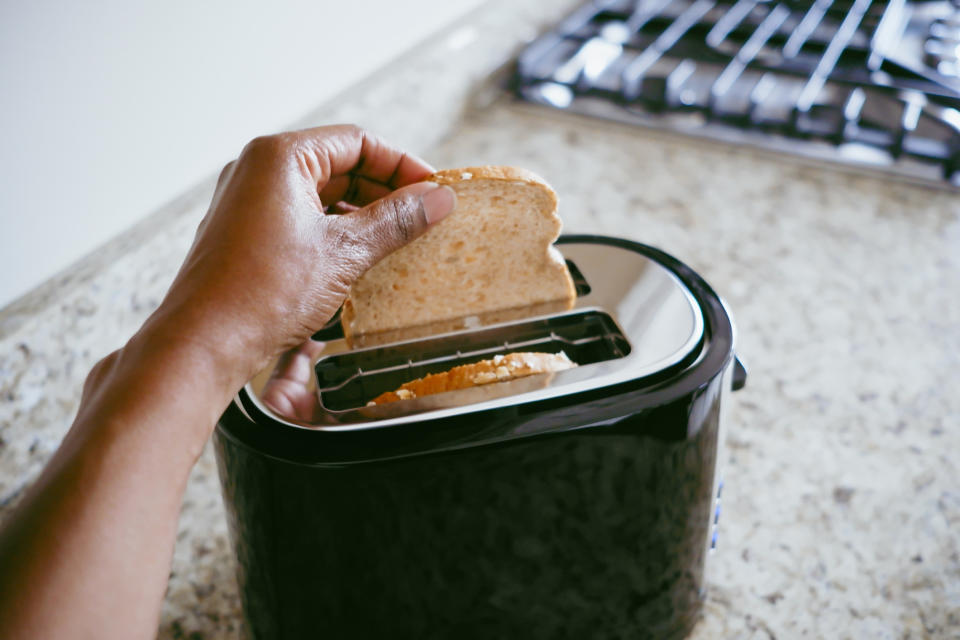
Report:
516,0,960,188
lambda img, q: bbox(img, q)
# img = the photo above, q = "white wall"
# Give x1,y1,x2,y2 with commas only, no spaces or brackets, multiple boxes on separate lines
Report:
0,0,484,309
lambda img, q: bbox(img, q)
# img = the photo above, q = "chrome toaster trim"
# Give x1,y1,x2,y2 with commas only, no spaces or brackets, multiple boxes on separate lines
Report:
240,242,705,430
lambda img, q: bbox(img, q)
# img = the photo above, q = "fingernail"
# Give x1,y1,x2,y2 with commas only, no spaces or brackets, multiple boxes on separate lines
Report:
421,185,456,225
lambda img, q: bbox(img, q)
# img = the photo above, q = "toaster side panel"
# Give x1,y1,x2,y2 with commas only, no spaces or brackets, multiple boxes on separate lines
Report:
214,369,727,640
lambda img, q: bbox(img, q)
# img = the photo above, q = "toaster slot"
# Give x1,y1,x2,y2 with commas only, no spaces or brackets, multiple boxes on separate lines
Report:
315,309,630,411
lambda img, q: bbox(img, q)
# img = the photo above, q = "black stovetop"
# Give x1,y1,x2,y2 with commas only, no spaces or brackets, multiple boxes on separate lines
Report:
515,0,960,188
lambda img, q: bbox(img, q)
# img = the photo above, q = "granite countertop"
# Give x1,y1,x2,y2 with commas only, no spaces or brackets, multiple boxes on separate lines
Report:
1,1,958,638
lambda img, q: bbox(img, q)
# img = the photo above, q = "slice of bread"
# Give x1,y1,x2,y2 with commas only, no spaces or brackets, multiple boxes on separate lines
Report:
341,166,576,347
368,351,576,405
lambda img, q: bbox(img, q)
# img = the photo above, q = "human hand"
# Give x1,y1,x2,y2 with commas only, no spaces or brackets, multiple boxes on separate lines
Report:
260,339,328,421
145,125,455,397
0,124,460,640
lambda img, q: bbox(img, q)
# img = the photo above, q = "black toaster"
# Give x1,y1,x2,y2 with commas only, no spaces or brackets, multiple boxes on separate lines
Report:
214,235,746,639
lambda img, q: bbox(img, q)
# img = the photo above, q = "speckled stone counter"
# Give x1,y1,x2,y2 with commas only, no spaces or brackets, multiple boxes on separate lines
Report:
1,0,958,638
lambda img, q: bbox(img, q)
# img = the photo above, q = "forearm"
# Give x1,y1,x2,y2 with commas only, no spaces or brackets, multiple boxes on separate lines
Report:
0,125,446,639
0,320,244,639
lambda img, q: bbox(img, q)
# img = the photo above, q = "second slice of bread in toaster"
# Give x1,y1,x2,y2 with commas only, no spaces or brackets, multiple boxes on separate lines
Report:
341,166,576,347
368,351,576,405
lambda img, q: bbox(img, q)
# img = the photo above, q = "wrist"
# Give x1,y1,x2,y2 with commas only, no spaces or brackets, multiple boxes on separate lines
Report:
70,312,251,460
138,293,270,388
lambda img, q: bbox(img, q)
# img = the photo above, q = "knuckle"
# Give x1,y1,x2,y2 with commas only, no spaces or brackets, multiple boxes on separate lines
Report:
340,123,364,138
216,160,236,183
241,133,293,161
83,351,119,395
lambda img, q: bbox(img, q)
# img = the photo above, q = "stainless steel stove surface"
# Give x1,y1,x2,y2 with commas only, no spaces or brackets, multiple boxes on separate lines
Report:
515,0,960,188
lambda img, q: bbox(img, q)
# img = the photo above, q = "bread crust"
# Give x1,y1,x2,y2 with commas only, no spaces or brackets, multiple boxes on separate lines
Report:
368,351,575,405
427,166,555,194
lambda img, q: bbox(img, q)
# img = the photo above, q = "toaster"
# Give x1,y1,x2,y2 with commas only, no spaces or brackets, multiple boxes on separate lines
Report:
214,235,746,639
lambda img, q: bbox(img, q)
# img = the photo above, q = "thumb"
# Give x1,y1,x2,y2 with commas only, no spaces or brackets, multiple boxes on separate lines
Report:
335,181,456,275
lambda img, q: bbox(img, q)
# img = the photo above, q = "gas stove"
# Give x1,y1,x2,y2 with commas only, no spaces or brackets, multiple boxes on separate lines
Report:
515,0,960,188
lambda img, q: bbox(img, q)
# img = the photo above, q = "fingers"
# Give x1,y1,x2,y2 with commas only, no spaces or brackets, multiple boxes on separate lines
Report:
318,174,393,208
234,125,434,208
261,340,326,421
331,181,456,278
267,339,326,386
215,160,236,193
291,124,434,188
326,202,359,214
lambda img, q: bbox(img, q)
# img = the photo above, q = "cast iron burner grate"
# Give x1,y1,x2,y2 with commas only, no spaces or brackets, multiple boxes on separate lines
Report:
515,0,960,188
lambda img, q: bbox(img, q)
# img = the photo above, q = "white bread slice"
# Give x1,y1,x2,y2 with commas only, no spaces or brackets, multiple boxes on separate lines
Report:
368,351,576,405
342,166,576,347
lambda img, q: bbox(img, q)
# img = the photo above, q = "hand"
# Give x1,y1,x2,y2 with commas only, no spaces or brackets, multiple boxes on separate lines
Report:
0,126,457,640
146,124,456,391
261,339,328,421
